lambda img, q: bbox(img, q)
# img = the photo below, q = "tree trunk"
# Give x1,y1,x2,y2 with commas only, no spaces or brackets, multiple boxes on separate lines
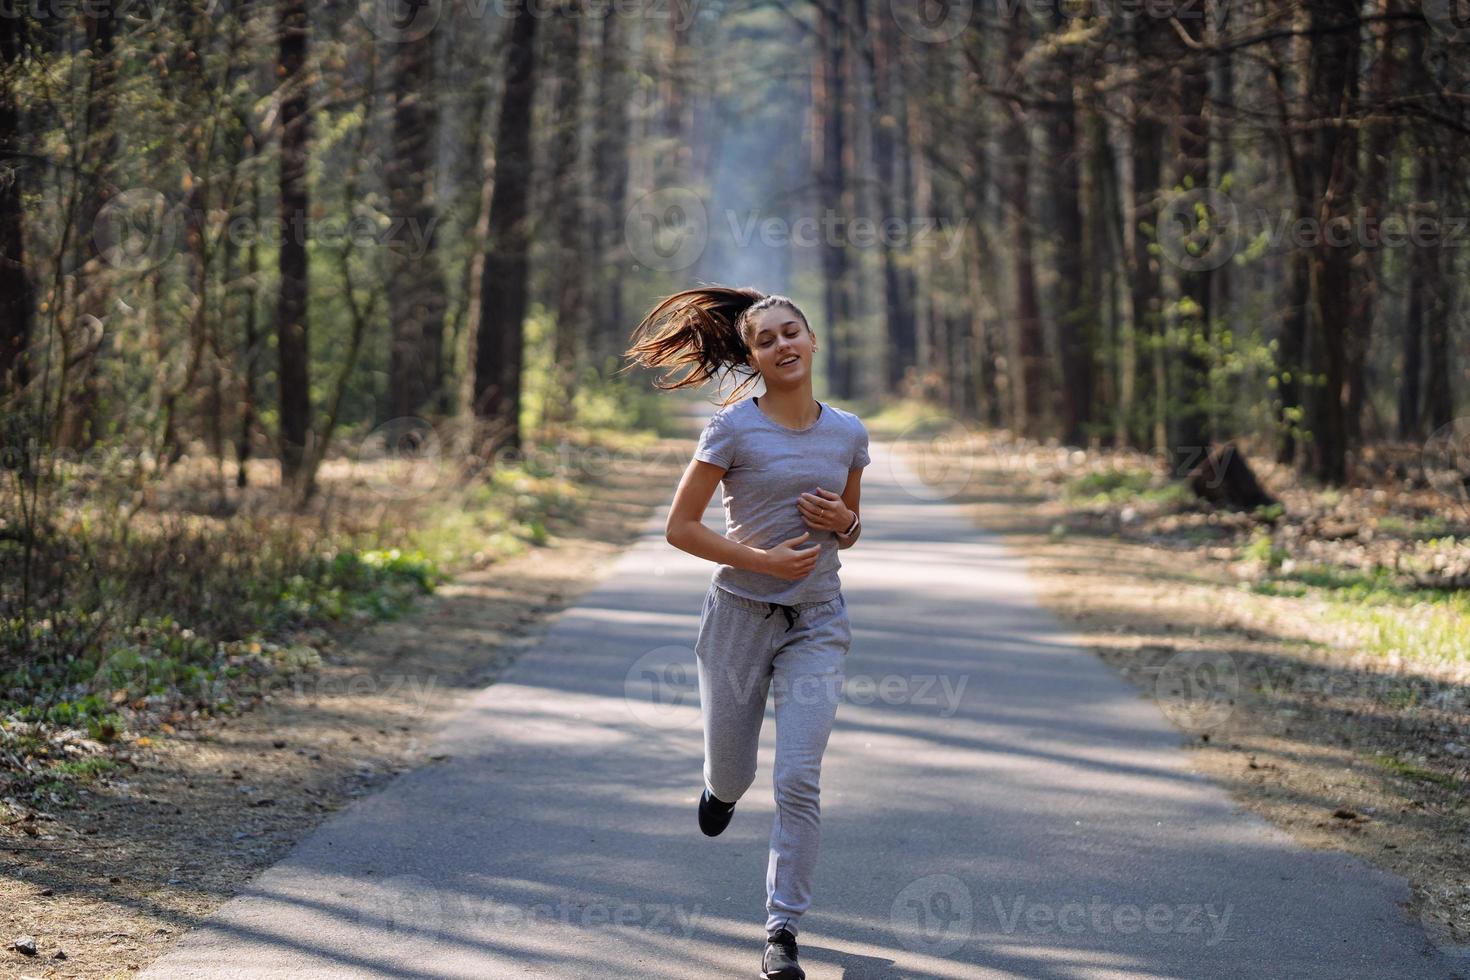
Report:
815,0,852,400
1003,3,1043,436
473,1,539,456
547,0,585,427
1168,20,1212,477
1126,7,1165,450
238,173,262,489
1046,4,1090,445
276,0,312,486
865,2,915,398
1403,147,1435,440
1082,86,1122,446
1272,11,1311,467
590,5,631,374
387,25,448,420
1423,171,1455,435
1305,0,1360,485
1348,0,1397,448
0,10,31,393
59,0,118,449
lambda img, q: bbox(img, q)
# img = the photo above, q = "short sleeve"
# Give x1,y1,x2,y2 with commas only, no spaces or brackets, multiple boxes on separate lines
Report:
851,420,871,469
693,409,737,469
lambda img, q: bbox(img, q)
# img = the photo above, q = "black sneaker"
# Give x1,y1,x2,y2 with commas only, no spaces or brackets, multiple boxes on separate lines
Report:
761,928,804,980
698,787,737,837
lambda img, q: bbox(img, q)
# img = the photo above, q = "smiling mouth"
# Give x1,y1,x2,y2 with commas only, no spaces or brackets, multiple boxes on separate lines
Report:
777,356,799,367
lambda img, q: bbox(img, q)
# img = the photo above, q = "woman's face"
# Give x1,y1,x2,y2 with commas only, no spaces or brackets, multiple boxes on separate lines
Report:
744,306,814,386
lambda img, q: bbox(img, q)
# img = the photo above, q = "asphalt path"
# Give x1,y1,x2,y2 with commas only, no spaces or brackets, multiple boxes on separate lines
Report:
141,408,1461,979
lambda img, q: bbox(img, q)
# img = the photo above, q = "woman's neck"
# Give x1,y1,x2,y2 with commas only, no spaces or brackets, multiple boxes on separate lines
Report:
756,386,820,429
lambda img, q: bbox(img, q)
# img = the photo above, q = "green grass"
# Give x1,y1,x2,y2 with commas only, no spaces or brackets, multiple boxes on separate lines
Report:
1369,752,1460,789
1241,530,1290,568
276,548,443,625
49,756,120,781
2,363,666,786
1251,562,1470,667
1062,468,1195,509
1377,514,1452,540
2,546,444,747
860,397,980,442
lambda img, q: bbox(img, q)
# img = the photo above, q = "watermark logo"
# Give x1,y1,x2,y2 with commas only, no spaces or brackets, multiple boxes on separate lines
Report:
1157,187,1240,272
465,895,705,935
93,189,179,273
1153,649,1239,732
992,894,1233,946
357,417,446,501
359,0,443,41
889,414,978,501
890,874,974,955
724,209,969,258
624,187,708,272
624,645,700,729
889,0,973,43
1423,418,1470,506
1424,0,1470,43
91,188,440,270
357,873,448,945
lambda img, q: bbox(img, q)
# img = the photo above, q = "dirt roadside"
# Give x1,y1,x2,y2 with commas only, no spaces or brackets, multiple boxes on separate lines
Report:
0,426,693,978
886,427,1470,964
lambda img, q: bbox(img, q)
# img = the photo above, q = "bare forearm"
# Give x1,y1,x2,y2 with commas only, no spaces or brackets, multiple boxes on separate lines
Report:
666,520,769,574
835,521,862,549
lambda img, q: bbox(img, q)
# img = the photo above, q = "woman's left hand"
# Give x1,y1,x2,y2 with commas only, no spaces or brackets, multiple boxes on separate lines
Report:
797,487,853,532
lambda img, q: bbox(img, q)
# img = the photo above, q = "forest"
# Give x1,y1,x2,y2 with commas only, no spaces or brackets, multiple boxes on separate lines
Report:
2,0,1470,971
2,0,1465,498
0,0,1465,745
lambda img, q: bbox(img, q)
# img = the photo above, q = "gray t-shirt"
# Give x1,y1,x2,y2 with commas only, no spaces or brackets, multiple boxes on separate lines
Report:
692,396,871,605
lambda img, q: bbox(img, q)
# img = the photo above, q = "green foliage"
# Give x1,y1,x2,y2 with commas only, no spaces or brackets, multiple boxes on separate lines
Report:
1253,502,1286,523
1,540,442,752
278,549,441,624
1064,468,1193,509
1241,530,1289,568
49,755,120,781
1250,561,1470,667
1377,515,1451,540
1370,752,1460,789
1066,469,1152,502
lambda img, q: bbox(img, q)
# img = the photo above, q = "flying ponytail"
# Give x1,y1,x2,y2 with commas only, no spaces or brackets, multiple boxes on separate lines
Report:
619,285,809,406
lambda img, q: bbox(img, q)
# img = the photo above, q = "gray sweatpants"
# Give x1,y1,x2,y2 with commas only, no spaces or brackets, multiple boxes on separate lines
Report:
694,583,851,940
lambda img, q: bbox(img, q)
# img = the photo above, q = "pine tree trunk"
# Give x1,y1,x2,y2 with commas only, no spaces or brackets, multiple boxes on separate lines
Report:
1305,0,1360,485
1004,3,1043,436
276,0,312,485
547,0,585,426
0,10,31,393
1169,21,1213,477
1126,7,1165,450
1046,4,1089,445
473,2,539,455
387,26,448,420
590,5,631,374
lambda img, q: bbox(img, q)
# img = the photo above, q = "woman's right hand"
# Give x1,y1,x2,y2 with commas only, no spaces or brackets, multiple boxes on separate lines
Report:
759,532,820,580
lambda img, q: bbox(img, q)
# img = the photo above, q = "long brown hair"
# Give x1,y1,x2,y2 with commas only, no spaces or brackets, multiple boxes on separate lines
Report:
618,285,810,406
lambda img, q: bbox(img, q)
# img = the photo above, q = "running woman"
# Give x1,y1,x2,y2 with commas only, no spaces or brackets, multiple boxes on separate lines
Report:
622,286,869,980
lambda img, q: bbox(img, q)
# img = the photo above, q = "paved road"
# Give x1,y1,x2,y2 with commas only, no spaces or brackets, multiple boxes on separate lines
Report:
142,408,1461,979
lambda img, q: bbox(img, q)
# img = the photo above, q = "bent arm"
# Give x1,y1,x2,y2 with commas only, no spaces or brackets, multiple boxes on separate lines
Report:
835,467,863,550
665,459,770,575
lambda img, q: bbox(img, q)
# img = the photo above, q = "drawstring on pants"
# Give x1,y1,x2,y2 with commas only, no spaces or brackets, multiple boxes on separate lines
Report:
764,602,799,632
